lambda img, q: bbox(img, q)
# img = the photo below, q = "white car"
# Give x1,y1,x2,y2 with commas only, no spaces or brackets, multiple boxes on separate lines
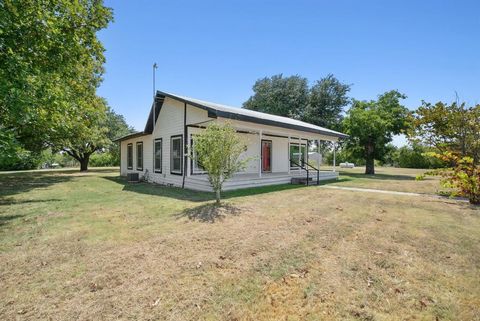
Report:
339,162,355,168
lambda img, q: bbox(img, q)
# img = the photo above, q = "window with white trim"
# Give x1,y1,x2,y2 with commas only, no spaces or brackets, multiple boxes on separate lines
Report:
136,142,143,171
289,143,306,168
191,135,206,174
154,139,162,173
170,135,183,174
127,143,133,169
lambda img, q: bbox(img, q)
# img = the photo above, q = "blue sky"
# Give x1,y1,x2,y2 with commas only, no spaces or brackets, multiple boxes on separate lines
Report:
98,0,480,146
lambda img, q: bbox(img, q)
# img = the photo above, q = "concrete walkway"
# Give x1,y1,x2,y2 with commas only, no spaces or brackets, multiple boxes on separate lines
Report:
320,185,424,196
319,185,469,202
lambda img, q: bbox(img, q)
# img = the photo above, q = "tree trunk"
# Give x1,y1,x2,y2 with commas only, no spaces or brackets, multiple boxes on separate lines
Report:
470,193,480,205
80,156,90,172
365,143,375,175
215,189,221,205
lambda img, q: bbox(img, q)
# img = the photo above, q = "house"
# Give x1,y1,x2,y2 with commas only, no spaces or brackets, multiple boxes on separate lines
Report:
115,91,348,191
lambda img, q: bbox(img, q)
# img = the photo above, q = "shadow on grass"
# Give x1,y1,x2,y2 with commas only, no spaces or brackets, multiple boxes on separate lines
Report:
339,172,415,181
0,198,62,206
0,171,77,198
103,176,214,202
0,168,120,199
104,175,319,202
176,203,242,223
0,214,24,227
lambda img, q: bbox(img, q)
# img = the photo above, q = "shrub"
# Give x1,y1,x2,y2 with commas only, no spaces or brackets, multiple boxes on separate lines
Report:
191,123,250,204
89,152,115,167
427,152,480,205
394,144,446,169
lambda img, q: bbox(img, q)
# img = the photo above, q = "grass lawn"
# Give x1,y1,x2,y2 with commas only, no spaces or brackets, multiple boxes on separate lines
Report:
0,167,479,320
323,166,446,194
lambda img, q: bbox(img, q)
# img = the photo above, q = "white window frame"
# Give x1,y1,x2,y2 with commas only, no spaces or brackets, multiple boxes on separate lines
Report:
154,138,162,173
170,135,183,175
136,141,143,171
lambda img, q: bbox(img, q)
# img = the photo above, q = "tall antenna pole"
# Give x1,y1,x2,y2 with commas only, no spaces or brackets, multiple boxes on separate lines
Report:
152,63,158,132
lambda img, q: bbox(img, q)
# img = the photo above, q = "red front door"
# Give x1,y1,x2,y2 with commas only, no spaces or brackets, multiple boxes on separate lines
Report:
262,140,272,172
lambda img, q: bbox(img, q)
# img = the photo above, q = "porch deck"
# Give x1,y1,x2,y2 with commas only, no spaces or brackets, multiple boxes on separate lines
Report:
184,170,339,192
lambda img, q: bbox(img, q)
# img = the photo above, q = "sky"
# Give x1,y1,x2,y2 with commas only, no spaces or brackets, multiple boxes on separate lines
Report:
97,0,480,146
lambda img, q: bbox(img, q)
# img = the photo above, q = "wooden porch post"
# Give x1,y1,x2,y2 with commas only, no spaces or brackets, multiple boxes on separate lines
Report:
317,139,321,170
288,136,291,174
259,130,262,178
333,141,336,172
298,136,301,173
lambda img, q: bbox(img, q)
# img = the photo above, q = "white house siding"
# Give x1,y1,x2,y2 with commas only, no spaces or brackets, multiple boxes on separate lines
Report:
127,97,210,187
120,134,152,178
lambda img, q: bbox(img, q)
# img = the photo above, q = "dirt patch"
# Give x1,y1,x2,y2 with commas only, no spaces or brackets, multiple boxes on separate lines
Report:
0,170,479,320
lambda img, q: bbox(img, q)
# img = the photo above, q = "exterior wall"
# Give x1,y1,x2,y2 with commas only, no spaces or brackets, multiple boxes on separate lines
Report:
120,97,212,187
150,97,185,186
120,134,153,178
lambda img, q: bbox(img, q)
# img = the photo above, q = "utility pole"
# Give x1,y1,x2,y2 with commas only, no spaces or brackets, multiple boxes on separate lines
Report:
152,62,158,131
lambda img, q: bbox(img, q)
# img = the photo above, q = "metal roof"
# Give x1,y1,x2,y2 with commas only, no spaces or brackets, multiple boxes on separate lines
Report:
112,131,148,142
117,90,349,142
155,91,348,139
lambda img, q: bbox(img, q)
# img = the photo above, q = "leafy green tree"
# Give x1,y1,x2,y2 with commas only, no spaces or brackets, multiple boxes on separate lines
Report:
409,101,480,164
409,101,480,203
191,123,250,204
243,74,309,119
104,106,135,165
394,143,445,169
343,91,409,174
0,128,41,170
427,152,480,205
49,96,109,171
0,0,113,157
303,74,351,130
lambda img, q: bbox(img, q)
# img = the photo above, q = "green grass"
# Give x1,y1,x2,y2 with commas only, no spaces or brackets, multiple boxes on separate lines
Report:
0,167,479,321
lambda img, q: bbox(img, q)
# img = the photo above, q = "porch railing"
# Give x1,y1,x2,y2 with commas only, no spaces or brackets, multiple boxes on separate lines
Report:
290,159,320,186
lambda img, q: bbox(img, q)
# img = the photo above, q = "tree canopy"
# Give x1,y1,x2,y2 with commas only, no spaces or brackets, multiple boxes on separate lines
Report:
243,74,350,131
243,74,309,119
409,101,480,164
0,0,113,168
343,90,409,174
303,74,351,130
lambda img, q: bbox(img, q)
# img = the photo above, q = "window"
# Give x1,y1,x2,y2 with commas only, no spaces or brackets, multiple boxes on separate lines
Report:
136,142,143,171
289,143,307,168
171,135,183,175
127,143,133,169
154,139,162,173
190,135,206,174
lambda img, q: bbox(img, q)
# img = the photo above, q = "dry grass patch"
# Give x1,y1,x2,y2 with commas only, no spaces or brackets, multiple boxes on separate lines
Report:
0,169,479,320
327,166,445,194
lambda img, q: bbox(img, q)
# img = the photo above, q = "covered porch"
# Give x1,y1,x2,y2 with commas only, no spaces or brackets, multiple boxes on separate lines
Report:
185,119,340,192
185,170,338,191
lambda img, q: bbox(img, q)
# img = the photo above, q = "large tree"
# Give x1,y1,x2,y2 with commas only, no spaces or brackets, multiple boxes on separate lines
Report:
243,74,309,119
409,101,480,164
303,74,351,130
49,96,109,171
0,0,113,158
343,91,409,174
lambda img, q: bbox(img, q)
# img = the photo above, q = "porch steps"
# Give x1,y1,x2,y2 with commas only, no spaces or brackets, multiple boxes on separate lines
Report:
291,177,313,185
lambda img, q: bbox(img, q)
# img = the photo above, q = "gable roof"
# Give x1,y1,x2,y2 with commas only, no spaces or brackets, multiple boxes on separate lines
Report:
145,91,348,139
